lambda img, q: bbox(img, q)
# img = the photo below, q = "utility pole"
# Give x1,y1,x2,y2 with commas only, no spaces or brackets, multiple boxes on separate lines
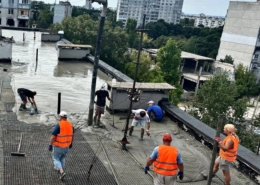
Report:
207,115,223,185
119,14,148,150
87,0,108,126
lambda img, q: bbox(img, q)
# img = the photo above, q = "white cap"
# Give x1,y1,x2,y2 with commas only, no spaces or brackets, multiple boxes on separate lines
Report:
59,111,67,117
101,85,106,90
147,100,154,104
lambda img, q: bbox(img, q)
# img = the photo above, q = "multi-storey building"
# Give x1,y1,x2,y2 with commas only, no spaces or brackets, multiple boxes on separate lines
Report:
194,13,225,28
53,1,72,24
216,1,260,77
116,0,183,27
85,0,92,10
0,0,31,27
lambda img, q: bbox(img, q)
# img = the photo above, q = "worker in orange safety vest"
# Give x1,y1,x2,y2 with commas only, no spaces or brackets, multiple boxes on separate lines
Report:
144,133,184,185
49,111,74,180
213,124,239,185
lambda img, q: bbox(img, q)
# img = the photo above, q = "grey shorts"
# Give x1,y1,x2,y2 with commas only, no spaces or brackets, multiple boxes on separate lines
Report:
95,105,104,115
154,172,177,185
215,156,231,170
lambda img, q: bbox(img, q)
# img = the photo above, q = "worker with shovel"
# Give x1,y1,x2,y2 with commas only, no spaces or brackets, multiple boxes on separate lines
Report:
49,111,74,180
17,88,37,112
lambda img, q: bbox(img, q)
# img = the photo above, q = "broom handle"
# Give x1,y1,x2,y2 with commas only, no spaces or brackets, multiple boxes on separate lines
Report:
17,133,23,152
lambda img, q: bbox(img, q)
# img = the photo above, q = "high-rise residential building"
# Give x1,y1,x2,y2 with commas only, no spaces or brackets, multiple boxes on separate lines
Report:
194,13,225,28
116,0,183,27
0,0,31,27
216,1,260,77
85,0,92,10
53,1,72,24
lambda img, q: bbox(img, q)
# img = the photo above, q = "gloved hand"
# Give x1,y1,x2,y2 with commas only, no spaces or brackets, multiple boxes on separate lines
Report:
146,130,150,136
69,143,72,149
214,136,222,143
134,116,138,120
144,166,149,174
48,145,53,152
178,171,184,180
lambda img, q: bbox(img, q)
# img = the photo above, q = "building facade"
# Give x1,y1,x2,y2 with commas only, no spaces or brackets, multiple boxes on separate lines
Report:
116,0,183,27
85,0,92,10
53,1,72,24
194,13,225,28
216,1,260,76
0,0,31,27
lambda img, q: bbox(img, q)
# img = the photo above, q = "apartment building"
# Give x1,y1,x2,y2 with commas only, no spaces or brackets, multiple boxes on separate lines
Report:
85,0,92,10
116,0,183,27
216,1,260,78
53,1,72,24
0,0,31,27
194,13,225,28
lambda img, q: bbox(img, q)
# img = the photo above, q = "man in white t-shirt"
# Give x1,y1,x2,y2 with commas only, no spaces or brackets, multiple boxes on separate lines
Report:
129,109,150,140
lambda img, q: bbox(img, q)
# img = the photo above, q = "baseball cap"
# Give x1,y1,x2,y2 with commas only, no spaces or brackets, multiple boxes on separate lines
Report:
101,85,106,90
59,111,67,117
147,100,154,104
162,133,172,142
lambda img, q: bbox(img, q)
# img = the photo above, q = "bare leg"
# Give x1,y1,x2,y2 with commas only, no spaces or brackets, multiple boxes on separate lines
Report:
141,128,144,139
129,126,134,136
223,170,231,185
213,160,219,175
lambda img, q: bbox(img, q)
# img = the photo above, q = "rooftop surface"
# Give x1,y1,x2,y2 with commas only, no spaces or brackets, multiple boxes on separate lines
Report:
0,29,257,185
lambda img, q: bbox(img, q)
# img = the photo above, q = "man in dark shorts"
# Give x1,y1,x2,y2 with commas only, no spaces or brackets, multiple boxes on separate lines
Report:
94,85,112,126
17,88,37,111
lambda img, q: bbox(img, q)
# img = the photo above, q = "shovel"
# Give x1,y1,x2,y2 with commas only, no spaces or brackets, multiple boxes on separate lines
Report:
11,133,25,157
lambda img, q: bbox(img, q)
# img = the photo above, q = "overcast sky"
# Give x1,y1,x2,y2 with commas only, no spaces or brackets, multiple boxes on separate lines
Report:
53,0,256,16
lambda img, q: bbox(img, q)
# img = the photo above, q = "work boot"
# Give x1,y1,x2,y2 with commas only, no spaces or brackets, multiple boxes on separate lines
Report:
129,127,133,136
19,104,23,111
22,104,27,110
140,133,144,140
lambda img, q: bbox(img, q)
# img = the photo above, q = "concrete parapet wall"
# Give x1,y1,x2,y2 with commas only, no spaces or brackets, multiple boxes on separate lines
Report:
41,34,63,42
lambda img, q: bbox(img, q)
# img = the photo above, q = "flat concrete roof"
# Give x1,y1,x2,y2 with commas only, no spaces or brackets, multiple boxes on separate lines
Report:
145,49,215,61
183,73,212,82
107,82,176,90
58,44,92,48
182,51,215,61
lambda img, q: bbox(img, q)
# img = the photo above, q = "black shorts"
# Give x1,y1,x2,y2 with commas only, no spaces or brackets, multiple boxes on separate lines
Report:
17,89,26,102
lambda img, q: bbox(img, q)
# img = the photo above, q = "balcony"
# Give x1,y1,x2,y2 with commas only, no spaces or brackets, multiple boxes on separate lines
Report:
18,4,30,9
18,14,29,20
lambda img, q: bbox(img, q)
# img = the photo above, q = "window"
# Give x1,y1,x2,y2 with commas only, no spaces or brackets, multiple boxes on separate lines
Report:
9,0,14,4
21,10,24,15
255,54,259,59
8,9,13,14
22,0,28,4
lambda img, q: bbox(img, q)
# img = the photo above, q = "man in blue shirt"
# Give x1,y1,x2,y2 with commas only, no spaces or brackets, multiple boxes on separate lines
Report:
147,100,164,122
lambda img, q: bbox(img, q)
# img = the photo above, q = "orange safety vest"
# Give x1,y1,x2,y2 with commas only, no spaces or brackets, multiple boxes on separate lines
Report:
153,145,179,176
53,120,73,148
219,135,239,162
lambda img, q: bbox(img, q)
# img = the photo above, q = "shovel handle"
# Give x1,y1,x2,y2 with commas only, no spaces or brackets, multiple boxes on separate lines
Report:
17,133,23,153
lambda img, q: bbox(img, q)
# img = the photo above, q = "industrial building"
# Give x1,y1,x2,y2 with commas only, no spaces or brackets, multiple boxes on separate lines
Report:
116,0,184,27
216,1,260,76
0,0,31,27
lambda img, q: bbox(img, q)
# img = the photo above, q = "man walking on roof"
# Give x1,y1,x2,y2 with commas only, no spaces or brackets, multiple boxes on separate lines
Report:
144,133,184,185
213,124,239,185
49,111,74,180
94,85,112,126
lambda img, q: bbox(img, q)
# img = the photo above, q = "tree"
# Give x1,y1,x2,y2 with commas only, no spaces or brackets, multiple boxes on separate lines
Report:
157,39,183,104
235,63,260,99
220,55,234,64
125,18,138,48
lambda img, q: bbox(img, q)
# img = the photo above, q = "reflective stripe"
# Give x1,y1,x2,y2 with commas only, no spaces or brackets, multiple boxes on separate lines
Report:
154,165,178,172
155,160,177,165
